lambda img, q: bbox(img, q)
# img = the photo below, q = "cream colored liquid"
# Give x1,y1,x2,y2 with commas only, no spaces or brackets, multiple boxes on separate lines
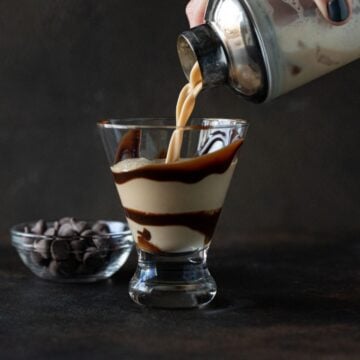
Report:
165,62,203,163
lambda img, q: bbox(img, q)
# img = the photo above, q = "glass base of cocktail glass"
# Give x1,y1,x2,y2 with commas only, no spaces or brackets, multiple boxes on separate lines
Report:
98,118,248,309
129,247,216,308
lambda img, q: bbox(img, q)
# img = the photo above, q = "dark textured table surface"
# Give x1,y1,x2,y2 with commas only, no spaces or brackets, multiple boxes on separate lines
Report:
2,231,360,360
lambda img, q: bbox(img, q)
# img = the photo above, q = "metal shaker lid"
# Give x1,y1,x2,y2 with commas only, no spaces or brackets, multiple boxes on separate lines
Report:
177,24,229,88
177,0,268,102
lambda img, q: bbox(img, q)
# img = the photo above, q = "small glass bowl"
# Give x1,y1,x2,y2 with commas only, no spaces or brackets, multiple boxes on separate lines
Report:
11,221,133,283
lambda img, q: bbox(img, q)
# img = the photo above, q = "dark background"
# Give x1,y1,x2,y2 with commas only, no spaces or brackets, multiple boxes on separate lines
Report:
1,0,360,239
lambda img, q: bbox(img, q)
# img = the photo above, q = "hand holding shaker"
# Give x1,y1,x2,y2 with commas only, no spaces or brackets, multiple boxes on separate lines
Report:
178,0,360,102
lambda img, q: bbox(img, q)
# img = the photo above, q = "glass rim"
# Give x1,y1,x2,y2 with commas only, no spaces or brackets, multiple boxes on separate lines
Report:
10,220,132,241
97,117,249,130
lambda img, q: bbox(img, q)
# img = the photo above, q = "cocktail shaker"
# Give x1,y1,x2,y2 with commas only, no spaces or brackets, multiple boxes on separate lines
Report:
177,0,360,102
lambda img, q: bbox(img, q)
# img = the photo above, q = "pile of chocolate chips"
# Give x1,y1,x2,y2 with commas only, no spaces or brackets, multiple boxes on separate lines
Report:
22,217,116,278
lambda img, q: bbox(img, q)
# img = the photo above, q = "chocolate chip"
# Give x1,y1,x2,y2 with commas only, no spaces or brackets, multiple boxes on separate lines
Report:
34,238,51,259
53,221,60,232
83,247,104,270
93,237,110,259
85,238,96,249
44,227,57,237
93,237,110,252
59,217,75,225
58,223,77,237
50,239,70,260
30,251,49,266
81,229,97,237
92,222,110,234
49,258,78,277
31,220,46,235
48,261,58,276
30,251,42,264
80,229,97,249
70,239,87,252
70,239,87,261
71,220,89,234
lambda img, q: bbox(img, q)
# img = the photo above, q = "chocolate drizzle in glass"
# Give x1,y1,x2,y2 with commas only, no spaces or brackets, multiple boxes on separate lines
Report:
136,228,162,254
114,129,141,164
124,208,221,239
112,138,243,185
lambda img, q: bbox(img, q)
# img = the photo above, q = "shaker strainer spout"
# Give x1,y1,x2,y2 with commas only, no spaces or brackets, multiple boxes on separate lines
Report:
177,24,229,88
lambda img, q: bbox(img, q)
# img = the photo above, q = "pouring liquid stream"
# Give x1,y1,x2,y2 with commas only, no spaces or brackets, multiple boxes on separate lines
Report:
165,62,203,163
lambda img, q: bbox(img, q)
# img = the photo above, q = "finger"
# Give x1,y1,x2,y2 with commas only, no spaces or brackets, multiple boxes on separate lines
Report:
186,0,208,28
313,0,352,25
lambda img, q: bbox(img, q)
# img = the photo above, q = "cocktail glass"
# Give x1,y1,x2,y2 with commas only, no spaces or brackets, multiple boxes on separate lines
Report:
98,118,248,308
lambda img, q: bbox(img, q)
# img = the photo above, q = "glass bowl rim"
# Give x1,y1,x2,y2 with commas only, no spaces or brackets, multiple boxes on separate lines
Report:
10,220,133,249
97,117,249,130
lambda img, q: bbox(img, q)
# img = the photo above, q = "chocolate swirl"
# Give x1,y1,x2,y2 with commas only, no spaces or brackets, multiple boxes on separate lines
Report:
124,207,221,240
112,139,243,185
114,129,141,164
